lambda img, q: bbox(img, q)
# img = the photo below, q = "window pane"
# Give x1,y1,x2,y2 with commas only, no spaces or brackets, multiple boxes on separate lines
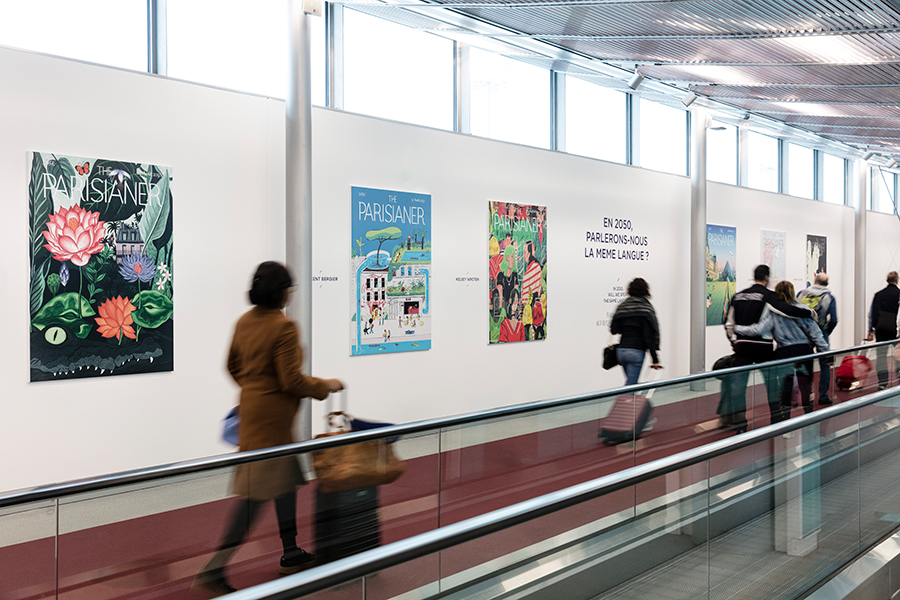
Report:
788,143,814,199
639,99,687,176
565,76,625,163
707,122,737,184
822,154,845,205
169,0,326,104
873,168,896,214
0,0,146,71
343,9,453,129
470,48,550,148
747,131,779,193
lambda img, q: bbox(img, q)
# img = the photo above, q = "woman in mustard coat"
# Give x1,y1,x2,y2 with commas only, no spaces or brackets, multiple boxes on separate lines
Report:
193,262,343,597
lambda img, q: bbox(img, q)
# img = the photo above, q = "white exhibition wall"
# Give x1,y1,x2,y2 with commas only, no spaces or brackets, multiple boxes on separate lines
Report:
0,46,286,491
705,184,855,364
0,44,884,492
867,211,900,332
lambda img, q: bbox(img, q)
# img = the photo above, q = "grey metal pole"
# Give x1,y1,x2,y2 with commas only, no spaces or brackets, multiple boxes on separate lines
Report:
287,0,314,441
855,159,868,345
147,0,167,75
690,109,708,381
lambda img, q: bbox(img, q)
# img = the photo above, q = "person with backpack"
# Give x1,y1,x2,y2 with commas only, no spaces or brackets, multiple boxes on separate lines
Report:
737,281,829,421
797,273,838,404
866,271,900,389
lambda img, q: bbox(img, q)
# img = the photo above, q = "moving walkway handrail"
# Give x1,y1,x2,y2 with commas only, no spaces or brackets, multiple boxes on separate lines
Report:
1,339,893,510
220,384,900,600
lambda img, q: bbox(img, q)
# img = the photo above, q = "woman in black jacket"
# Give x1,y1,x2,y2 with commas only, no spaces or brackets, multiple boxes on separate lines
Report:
610,278,663,385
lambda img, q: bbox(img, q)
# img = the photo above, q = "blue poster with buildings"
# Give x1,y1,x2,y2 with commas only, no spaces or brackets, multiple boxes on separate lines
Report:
350,186,431,356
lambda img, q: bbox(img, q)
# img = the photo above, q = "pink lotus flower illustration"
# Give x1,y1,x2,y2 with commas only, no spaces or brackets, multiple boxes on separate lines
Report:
42,205,105,267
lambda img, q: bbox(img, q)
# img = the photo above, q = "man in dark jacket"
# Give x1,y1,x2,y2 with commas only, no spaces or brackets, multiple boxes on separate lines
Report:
722,264,814,432
866,271,900,389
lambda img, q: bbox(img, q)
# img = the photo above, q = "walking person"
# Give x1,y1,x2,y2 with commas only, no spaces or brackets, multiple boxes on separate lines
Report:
867,271,900,389
797,273,838,404
610,278,662,386
193,262,344,596
723,265,814,432
737,281,828,421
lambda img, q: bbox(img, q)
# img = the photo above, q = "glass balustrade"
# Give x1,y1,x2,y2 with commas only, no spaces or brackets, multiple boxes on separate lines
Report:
3,343,900,600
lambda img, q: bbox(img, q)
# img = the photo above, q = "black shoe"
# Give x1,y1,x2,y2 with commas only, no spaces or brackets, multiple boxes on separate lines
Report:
879,384,888,391
280,549,317,575
818,397,832,406
191,569,236,597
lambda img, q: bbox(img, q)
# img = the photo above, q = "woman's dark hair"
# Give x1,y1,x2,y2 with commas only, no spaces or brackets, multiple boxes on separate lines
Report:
249,261,294,308
627,278,650,298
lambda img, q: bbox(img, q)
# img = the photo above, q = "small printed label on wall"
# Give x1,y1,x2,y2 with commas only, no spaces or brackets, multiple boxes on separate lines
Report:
455,273,480,287
312,270,339,288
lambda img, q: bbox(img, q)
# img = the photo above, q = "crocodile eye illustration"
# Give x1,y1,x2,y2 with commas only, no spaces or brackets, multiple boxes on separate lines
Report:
44,326,67,345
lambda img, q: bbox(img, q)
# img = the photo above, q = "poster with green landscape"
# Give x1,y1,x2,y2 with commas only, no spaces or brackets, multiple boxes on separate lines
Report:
706,224,736,326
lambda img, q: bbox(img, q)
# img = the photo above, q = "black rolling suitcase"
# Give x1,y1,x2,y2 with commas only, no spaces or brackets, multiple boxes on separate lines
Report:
315,486,381,563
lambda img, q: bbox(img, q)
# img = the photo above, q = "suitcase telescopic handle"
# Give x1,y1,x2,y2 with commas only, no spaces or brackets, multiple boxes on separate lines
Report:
325,388,349,426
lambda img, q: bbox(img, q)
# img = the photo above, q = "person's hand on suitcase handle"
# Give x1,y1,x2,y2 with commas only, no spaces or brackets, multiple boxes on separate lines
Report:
650,363,663,370
323,378,344,394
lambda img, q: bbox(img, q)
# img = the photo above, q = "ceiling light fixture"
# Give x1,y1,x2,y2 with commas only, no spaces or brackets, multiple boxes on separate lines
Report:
682,92,697,107
628,72,644,90
863,151,875,161
889,159,899,169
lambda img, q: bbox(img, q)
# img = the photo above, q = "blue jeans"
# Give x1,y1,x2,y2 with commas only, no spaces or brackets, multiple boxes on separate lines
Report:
617,347,645,386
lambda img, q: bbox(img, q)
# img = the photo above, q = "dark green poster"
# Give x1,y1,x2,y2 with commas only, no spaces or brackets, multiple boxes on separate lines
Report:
28,152,174,381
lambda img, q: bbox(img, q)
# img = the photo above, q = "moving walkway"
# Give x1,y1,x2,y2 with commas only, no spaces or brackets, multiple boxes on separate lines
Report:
2,341,899,599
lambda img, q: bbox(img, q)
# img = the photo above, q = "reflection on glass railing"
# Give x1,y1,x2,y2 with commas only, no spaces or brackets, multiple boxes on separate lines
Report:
5,343,900,600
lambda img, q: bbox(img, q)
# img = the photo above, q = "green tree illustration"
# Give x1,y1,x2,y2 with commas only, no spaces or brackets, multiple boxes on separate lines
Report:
366,227,401,267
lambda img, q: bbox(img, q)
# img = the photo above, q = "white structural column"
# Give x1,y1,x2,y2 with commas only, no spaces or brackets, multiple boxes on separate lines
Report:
287,0,315,440
690,110,708,376
855,159,868,344
454,42,470,134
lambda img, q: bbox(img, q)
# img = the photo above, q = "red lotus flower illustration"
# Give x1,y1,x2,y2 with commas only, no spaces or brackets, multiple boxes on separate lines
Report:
42,205,106,267
95,296,137,342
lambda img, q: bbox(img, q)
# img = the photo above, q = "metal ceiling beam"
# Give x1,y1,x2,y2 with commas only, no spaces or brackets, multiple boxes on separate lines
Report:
694,84,900,89
338,0,754,8
484,28,900,41
701,98,900,106
636,60,900,67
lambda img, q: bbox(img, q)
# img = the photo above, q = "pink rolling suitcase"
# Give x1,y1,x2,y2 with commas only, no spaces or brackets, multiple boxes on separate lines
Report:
599,394,652,444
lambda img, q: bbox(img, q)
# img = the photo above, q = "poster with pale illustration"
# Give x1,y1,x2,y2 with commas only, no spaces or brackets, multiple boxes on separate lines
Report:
761,230,787,285
488,201,547,343
28,152,174,381
806,235,827,288
706,224,736,326
351,186,431,356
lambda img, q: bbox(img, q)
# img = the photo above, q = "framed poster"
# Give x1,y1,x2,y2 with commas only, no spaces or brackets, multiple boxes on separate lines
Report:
28,152,174,381
706,224,736,326
350,186,431,356
488,201,547,343
806,235,827,288
761,230,787,285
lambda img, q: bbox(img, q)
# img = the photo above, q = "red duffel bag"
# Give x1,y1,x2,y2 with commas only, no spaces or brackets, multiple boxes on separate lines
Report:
835,355,872,391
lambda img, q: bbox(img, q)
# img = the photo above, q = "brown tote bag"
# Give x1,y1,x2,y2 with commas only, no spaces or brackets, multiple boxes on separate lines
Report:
312,409,405,494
